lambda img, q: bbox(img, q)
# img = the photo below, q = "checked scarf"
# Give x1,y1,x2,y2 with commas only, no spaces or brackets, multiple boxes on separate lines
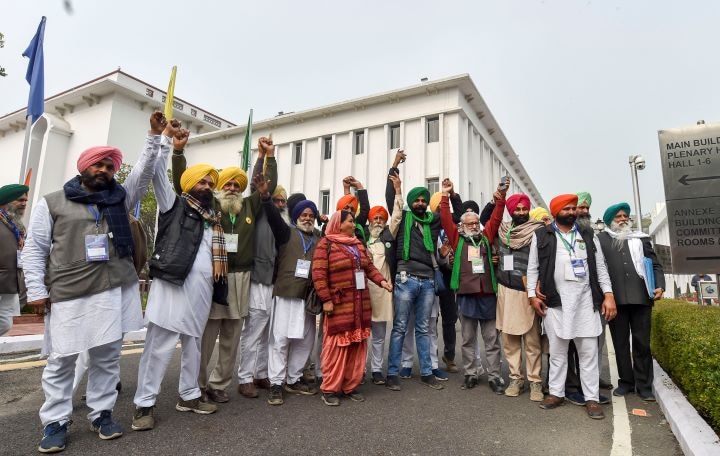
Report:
402,210,434,261
0,208,24,249
182,193,228,279
64,176,133,258
450,234,497,293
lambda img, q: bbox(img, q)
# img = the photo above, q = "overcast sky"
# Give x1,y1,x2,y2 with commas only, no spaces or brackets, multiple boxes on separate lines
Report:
2,0,718,217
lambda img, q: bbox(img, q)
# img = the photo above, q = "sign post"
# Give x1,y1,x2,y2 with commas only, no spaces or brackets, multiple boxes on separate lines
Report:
657,123,720,274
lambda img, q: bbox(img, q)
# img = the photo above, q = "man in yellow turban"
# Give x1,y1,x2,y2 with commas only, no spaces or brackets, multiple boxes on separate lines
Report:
170,139,278,405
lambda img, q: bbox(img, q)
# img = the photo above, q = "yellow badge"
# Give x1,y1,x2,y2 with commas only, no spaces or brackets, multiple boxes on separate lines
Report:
245,217,252,224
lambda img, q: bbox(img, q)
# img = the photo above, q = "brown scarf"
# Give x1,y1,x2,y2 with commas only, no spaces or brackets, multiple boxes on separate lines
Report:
497,220,543,250
181,193,228,279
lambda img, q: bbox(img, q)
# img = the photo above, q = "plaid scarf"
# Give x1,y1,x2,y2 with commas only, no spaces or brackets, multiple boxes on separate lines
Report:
0,208,24,249
402,210,434,261
182,192,228,279
64,176,133,258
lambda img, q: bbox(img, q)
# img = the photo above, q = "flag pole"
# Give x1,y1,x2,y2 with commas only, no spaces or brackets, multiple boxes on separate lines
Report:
18,117,33,183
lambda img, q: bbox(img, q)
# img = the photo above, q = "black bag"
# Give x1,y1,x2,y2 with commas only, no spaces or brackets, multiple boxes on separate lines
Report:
304,285,322,315
213,277,229,306
305,238,331,315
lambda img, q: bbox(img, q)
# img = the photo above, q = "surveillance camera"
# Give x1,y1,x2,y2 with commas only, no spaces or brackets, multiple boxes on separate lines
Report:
634,156,646,170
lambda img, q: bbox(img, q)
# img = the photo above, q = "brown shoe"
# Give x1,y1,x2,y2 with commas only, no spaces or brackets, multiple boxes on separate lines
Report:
539,394,565,409
238,382,259,398
254,378,271,389
586,400,605,420
199,388,209,403
206,388,230,403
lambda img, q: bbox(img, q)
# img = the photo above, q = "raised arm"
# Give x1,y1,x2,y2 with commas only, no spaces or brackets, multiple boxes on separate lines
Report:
483,190,507,243
450,191,464,224
386,150,406,215
121,114,164,211
246,137,278,216
354,181,370,227
153,120,185,214
440,179,460,248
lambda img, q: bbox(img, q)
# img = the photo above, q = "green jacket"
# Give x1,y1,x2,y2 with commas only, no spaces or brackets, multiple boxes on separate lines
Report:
171,151,278,272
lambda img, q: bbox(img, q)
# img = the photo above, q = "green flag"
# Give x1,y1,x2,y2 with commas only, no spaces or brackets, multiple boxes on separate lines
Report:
241,109,253,172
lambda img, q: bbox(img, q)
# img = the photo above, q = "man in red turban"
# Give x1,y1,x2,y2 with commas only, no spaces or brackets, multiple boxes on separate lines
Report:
506,194,531,216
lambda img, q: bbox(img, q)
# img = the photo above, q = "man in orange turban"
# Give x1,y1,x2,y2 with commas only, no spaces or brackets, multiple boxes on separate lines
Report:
549,194,578,218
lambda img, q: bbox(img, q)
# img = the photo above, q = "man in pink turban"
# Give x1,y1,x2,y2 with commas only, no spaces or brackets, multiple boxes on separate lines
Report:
23,111,165,452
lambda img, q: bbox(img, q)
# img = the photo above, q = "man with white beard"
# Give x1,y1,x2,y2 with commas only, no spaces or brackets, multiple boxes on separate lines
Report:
597,203,664,401
264,198,321,405
0,185,28,335
172,138,277,404
364,173,403,385
439,178,507,393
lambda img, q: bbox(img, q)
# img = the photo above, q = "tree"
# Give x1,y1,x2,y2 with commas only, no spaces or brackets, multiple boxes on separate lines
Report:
114,163,169,279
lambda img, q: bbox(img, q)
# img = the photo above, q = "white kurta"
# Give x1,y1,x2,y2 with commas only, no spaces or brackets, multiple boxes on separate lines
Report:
143,138,214,338
23,135,159,357
367,195,404,322
527,228,613,340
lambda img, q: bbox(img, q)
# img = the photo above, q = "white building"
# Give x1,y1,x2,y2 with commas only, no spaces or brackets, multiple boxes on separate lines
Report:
187,74,545,214
1,70,545,221
0,69,234,213
648,202,695,298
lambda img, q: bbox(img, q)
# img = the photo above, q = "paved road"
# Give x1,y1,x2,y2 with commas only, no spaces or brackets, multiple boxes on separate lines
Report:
0,332,682,456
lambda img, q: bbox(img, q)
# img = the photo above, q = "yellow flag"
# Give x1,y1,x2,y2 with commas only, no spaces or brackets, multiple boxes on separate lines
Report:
164,66,177,120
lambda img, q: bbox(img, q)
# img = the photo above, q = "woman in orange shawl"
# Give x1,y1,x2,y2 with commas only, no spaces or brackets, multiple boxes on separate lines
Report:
312,211,392,406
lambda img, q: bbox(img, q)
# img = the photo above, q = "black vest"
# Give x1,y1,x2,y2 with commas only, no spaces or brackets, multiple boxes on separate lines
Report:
534,224,603,311
495,240,531,292
149,196,205,285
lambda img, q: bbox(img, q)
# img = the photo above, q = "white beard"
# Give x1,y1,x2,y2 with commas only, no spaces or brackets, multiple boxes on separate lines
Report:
279,208,291,225
218,191,243,215
297,221,314,233
369,225,384,239
7,209,26,232
463,228,481,238
610,221,633,250
577,215,593,230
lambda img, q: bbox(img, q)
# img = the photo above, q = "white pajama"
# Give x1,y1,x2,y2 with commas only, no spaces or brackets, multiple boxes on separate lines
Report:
369,321,388,372
237,282,273,384
40,339,122,425
268,297,316,385
133,323,203,407
545,315,599,401
0,293,20,335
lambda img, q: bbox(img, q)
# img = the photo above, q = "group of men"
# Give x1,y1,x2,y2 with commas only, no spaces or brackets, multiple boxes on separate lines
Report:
0,114,665,453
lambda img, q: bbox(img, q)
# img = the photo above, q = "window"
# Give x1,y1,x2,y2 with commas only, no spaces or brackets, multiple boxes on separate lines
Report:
354,131,364,155
294,142,302,165
320,190,330,215
390,124,400,149
426,117,439,143
426,177,439,195
323,136,332,160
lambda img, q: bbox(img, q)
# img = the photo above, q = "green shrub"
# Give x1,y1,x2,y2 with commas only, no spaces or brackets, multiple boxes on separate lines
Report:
652,299,720,432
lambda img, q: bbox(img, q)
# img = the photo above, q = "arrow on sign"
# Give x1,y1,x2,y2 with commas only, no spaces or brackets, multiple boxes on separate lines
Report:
687,256,720,261
678,175,720,186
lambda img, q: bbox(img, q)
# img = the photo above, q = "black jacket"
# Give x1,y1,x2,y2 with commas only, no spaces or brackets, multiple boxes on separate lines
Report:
534,224,604,311
597,232,665,306
149,196,205,285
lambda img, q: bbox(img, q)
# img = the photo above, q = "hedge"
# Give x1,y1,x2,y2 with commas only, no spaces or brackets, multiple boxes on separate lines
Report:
651,299,720,432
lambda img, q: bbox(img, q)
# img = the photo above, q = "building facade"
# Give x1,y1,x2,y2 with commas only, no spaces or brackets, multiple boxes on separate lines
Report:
186,74,545,215
0,69,234,213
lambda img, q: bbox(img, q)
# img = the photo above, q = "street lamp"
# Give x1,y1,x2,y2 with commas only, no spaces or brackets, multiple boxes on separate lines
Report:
593,218,605,233
628,155,645,232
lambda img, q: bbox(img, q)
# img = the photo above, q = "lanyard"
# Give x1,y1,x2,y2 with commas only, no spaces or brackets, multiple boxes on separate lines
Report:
87,205,102,232
228,214,236,234
505,223,514,247
297,228,315,256
553,222,577,255
467,234,481,248
344,244,361,268
0,209,22,242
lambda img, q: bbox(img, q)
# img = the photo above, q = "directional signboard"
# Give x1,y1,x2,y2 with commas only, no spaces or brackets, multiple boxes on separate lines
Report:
658,123,720,274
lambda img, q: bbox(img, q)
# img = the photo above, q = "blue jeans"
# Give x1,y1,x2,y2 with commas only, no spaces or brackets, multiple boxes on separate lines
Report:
387,274,435,377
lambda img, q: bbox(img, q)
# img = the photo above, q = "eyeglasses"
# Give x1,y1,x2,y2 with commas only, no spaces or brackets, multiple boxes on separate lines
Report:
272,198,287,204
464,221,480,227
